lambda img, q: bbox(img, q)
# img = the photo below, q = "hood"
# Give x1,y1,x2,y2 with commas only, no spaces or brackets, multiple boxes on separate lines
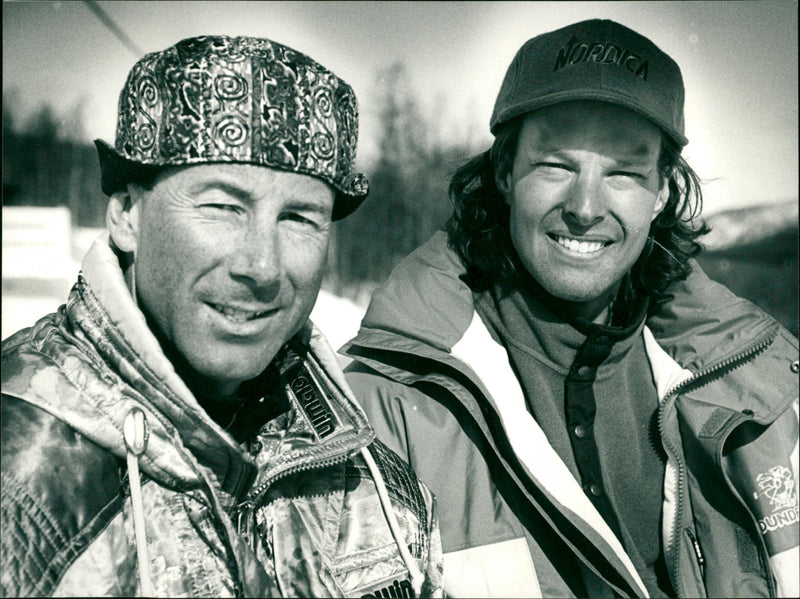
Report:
647,259,783,372
353,231,473,353
74,233,255,489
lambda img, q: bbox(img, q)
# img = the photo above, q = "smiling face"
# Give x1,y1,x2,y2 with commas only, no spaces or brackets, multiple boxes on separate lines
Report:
109,163,335,398
499,100,668,321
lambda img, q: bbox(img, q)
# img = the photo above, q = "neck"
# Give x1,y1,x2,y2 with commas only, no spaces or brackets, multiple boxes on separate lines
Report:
522,276,618,325
564,296,615,325
194,366,286,441
179,366,243,402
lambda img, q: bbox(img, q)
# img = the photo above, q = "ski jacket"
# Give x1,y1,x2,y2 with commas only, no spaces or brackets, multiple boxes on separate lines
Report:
1,234,443,598
343,231,798,598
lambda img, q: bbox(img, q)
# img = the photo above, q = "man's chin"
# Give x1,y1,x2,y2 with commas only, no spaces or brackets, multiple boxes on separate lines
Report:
182,353,277,398
531,276,619,318
537,282,615,305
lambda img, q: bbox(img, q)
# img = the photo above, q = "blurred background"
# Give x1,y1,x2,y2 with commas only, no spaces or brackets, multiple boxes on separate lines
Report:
3,0,798,344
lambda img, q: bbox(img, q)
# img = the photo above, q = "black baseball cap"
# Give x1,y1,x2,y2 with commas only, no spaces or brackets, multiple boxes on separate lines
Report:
491,19,688,147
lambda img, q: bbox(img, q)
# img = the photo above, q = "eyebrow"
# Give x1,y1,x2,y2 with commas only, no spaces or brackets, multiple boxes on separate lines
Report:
190,180,253,202
190,181,330,211
284,198,331,214
619,144,657,159
615,154,655,166
527,144,656,163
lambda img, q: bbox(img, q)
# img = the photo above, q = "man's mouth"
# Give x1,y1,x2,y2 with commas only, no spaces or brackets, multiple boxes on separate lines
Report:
208,303,275,322
550,234,610,254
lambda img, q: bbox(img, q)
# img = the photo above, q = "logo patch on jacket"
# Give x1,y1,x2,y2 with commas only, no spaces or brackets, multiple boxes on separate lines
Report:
360,578,414,598
754,465,798,533
281,361,337,439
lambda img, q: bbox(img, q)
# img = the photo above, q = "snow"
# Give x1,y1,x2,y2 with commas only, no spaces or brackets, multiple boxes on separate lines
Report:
310,289,366,356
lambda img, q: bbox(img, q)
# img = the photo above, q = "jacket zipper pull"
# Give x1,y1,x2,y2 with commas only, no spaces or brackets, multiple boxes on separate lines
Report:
237,501,257,552
685,527,705,577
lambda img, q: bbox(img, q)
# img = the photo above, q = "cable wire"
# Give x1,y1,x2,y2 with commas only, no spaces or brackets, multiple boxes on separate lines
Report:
83,0,144,58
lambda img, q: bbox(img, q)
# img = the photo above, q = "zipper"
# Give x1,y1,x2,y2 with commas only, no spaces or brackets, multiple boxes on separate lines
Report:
658,329,777,596
236,452,352,551
685,527,705,577
235,342,371,550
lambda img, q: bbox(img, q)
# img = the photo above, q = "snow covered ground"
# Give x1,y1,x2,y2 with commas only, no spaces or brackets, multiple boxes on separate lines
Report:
309,290,366,358
2,207,366,359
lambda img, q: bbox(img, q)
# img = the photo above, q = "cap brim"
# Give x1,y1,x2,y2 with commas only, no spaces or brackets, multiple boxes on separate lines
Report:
96,139,367,219
95,140,165,196
491,90,689,147
332,192,367,221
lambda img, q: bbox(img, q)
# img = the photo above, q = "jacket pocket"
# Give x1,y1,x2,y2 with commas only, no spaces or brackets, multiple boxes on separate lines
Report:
330,463,426,597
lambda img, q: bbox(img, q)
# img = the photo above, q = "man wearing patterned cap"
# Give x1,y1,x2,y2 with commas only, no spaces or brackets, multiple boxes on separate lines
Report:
342,20,799,598
1,35,442,597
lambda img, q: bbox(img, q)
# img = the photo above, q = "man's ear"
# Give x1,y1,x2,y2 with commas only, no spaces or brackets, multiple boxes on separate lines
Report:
651,175,670,222
495,161,513,205
106,187,142,253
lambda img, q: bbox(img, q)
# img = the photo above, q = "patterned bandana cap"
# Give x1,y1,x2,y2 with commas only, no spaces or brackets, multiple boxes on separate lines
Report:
96,35,369,220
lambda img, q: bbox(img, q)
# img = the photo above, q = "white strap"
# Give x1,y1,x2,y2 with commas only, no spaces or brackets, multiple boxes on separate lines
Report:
124,408,155,597
361,446,425,596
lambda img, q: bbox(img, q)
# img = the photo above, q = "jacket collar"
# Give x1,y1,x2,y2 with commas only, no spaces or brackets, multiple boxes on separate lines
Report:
67,234,374,494
348,232,779,375
358,231,473,352
647,259,780,373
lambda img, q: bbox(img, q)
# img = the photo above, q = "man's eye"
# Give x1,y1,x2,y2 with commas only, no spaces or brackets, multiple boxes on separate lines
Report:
201,203,243,213
282,212,320,228
532,162,572,178
533,163,573,177
610,171,644,180
536,162,569,170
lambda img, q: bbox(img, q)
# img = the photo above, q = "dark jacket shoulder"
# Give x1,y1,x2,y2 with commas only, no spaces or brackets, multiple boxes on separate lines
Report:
1,394,124,597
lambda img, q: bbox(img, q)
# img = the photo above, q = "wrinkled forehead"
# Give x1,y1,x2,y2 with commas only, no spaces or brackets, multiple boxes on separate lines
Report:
518,100,664,159
142,162,335,208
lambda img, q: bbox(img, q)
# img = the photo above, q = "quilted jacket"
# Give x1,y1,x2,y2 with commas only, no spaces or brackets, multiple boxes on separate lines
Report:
0,235,443,597
343,231,798,598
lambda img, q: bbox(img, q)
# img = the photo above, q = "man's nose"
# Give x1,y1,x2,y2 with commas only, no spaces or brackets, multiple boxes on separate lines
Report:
229,221,282,295
562,174,605,229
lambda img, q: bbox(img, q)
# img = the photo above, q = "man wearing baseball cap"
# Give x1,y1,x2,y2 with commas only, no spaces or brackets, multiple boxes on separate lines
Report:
1,35,442,597
343,19,798,597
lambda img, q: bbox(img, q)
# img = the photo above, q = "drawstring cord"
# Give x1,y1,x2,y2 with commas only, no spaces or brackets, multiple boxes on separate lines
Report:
122,406,424,596
360,446,425,597
124,408,155,597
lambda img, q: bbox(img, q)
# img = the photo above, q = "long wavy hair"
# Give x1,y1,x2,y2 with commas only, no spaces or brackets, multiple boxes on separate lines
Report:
445,116,710,311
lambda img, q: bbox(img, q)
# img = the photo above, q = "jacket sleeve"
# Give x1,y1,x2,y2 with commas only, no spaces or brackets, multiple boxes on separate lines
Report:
345,362,417,463
348,357,446,598
346,362,447,598
724,396,799,598
0,394,125,597
420,490,444,598
347,360,559,598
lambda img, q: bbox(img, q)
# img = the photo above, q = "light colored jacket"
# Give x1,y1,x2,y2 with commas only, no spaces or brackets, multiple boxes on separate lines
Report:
1,235,443,597
343,231,799,598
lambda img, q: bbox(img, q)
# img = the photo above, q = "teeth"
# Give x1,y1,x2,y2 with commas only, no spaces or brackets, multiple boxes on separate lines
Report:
211,303,268,322
555,235,605,254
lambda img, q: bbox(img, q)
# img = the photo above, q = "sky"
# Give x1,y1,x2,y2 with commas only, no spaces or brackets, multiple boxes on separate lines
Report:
3,0,798,215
